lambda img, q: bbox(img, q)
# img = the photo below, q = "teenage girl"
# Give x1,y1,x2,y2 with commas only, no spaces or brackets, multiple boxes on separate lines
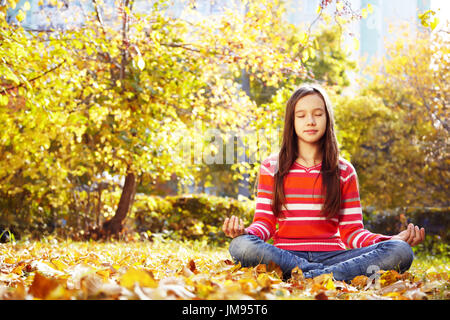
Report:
222,84,425,281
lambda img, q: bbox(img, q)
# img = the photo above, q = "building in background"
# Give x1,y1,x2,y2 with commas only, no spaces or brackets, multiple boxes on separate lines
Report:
283,0,431,88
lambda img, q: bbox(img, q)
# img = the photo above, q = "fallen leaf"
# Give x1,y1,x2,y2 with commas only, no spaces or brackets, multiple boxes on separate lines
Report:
30,260,65,277
222,259,234,266
80,273,104,298
290,266,304,282
120,267,158,289
187,259,198,274
267,261,283,279
379,270,401,287
403,288,427,300
255,264,267,274
156,277,196,299
315,291,328,300
378,280,408,295
313,273,335,291
351,275,369,289
29,272,65,299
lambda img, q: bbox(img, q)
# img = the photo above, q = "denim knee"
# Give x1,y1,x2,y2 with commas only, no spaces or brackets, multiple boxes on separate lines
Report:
228,234,260,262
383,240,414,272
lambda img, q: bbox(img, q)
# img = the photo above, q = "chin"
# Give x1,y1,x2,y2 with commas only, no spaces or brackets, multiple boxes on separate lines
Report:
299,138,321,145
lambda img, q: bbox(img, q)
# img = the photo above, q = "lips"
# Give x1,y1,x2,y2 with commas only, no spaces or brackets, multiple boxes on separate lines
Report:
304,130,318,133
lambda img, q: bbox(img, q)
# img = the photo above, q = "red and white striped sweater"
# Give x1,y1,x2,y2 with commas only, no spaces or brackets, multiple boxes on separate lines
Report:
246,154,392,251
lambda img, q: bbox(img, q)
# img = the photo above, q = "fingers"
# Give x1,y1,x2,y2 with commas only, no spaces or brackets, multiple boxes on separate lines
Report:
403,224,413,244
240,218,245,235
421,227,425,241
222,217,230,236
411,226,425,247
222,215,246,238
232,215,239,236
412,225,420,246
400,223,426,247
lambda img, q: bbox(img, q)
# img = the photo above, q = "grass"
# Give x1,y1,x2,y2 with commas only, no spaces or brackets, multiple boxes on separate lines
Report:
0,237,448,300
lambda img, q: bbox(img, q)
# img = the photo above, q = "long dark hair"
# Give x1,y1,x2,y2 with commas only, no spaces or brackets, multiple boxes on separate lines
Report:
272,84,341,219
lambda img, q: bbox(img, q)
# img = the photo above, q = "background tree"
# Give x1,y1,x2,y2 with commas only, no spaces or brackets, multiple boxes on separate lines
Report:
3,0,364,237
333,22,449,209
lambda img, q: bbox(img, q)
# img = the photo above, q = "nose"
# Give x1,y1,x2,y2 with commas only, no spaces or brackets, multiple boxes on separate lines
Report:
307,114,316,125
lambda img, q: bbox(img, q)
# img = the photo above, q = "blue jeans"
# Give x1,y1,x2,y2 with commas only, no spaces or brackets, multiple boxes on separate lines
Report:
228,234,414,282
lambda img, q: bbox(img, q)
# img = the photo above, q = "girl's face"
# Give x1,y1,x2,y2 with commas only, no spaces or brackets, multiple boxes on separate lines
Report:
294,93,327,146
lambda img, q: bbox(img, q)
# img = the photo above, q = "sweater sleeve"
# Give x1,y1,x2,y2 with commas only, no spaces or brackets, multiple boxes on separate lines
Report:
245,159,277,241
338,163,392,248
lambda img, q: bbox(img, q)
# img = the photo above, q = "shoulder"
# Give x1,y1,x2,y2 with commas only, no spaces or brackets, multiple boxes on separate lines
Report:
260,153,279,177
338,157,357,181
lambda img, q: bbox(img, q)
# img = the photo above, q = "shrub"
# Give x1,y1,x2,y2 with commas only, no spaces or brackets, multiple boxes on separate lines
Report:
363,207,449,255
131,193,255,245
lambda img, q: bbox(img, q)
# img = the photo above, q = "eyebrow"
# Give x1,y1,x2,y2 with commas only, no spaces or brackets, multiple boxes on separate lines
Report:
295,107,325,113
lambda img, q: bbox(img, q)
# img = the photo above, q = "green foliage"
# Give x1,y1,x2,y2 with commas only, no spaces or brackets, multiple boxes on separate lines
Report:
332,24,448,209
304,25,357,90
332,93,432,208
363,207,450,255
132,193,255,246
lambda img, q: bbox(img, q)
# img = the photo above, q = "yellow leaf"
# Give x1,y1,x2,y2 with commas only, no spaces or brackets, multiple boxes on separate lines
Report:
351,275,368,288
302,49,309,63
4,257,15,264
51,259,68,271
12,264,25,275
96,269,110,281
137,57,145,71
0,95,8,106
361,8,368,19
29,272,63,299
325,277,335,290
316,5,321,14
16,9,25,22
120,268,158,289
430,17,439,31
379,270,401,287
23,1,30,11
256,273,272,288
290,266,304,282
313,273,335,290
384,291,403,299
353,37,360,51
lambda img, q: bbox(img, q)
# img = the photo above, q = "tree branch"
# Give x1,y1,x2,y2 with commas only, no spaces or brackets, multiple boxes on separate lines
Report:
120,0,133,82
0,59,66,95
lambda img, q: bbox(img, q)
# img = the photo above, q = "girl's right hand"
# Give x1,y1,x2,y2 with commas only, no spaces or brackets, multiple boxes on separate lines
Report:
222,215,248,238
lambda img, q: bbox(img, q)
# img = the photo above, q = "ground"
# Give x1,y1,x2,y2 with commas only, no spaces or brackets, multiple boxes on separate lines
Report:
0,237,448,300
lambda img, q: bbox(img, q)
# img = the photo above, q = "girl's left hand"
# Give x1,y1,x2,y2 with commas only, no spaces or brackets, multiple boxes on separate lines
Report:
391,223,425,247
222,215,247,238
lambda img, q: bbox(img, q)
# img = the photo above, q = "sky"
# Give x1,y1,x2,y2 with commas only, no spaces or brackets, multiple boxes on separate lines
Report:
431,0,450,26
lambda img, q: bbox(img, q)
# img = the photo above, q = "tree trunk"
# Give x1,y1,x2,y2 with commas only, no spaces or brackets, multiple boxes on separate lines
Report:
102,170,136,238
100,0,136,239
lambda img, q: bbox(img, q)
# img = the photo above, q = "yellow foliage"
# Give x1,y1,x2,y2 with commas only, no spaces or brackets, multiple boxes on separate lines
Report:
0,240,447,300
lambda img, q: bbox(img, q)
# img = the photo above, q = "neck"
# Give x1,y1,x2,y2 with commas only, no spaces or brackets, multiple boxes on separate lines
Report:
297,141,322,165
